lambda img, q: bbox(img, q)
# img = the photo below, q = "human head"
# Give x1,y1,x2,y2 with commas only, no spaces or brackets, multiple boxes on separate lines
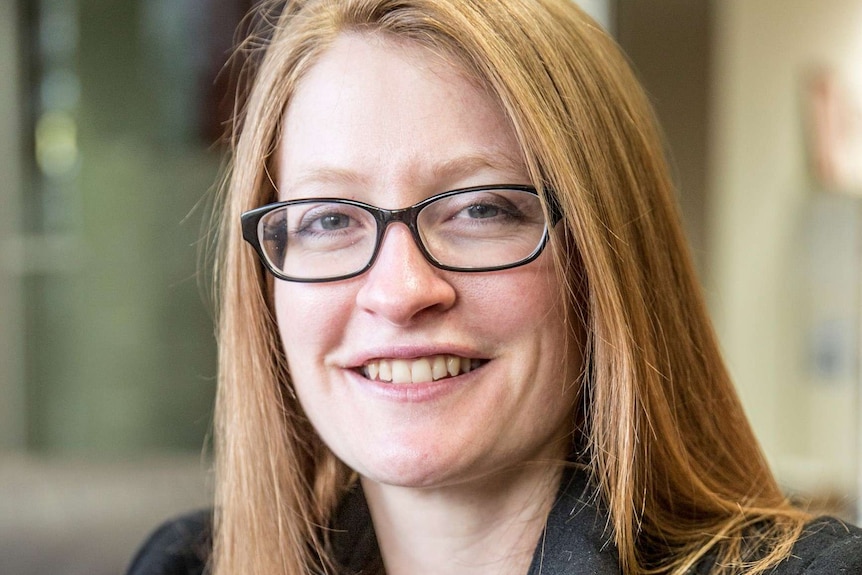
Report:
215,1,787,573
221,0,669,447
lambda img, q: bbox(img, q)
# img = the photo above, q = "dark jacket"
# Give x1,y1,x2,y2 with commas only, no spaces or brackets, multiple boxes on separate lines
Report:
126,468,862,574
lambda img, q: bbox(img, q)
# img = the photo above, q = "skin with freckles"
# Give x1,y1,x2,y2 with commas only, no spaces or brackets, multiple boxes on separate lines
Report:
274,36,579,573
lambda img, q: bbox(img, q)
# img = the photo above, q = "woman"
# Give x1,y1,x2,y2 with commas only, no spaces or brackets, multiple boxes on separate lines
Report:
128,0,862,574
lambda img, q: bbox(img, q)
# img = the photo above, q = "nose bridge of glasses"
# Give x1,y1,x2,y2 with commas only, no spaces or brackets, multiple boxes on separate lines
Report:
369,203,435,267
375,204,424,242
376,203,418,225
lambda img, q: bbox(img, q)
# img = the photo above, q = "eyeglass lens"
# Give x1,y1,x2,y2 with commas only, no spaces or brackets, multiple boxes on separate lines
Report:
256,188,548,281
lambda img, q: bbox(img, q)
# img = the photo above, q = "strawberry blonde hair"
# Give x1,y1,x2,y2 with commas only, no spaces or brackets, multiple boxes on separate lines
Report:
213,1,808,573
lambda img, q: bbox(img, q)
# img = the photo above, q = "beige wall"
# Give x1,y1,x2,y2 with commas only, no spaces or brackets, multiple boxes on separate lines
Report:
710,0,862,499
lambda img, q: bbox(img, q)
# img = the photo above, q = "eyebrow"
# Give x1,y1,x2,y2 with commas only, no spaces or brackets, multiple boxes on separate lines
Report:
429,150,527,182
284,167,369,191
281,150,527,196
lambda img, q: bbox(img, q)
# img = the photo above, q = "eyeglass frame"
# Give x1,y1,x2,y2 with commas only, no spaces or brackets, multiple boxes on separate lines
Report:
240,184,563,283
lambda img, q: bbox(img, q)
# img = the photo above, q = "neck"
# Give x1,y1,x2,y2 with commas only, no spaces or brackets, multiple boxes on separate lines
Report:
361,461,565,575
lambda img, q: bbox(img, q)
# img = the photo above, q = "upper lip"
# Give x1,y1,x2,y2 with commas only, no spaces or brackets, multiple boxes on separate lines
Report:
339,344,490,368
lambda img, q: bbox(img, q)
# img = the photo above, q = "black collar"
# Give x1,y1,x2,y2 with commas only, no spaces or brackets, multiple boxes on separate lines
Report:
527,466,620,574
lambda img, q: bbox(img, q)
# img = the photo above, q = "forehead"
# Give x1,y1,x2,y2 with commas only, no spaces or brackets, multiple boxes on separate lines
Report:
276,33,526,200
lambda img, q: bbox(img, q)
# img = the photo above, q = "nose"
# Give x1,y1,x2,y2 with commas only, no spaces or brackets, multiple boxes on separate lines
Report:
355,223,456,325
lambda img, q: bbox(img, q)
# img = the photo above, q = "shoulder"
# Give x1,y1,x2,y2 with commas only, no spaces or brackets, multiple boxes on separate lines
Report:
772,516,862,574
125,510,212,575
689,516,862,575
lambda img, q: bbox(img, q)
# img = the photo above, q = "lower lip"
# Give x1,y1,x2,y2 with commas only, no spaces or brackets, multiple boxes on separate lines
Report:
346,365,483,403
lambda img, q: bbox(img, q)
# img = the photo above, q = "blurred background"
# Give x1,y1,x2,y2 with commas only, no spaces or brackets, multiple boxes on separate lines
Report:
1,0,862,573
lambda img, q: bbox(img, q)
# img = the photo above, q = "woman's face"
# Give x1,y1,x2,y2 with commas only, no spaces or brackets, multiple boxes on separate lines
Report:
274,34,579,489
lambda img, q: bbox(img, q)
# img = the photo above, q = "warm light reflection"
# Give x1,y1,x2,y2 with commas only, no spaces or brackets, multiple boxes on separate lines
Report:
35,110,78,178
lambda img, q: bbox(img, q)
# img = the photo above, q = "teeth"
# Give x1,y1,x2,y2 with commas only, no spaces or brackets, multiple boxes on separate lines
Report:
362,355,480,384
392,360,411,384
446,356,460,377
378,360,392,382
411,358,433,383
431,356,448,380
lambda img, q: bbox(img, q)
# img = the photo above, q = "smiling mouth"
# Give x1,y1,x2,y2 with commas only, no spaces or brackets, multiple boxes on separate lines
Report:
360,355,486,384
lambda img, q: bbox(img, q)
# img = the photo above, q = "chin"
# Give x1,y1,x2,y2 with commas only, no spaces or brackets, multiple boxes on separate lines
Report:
349,444,478,489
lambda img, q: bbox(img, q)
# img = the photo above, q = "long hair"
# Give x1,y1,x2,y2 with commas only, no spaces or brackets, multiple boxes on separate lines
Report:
213,1,809,573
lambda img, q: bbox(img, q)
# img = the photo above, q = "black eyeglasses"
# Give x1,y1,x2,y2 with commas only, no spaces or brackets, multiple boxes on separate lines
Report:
241,184,561,283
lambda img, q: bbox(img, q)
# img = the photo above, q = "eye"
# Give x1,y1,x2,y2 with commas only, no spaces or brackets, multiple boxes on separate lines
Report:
464,203,501,219
317,213,351,230
294,205,363,235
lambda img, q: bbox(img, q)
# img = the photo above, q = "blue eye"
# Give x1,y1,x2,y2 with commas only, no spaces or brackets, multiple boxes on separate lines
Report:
294,206,363,235
465,204,501,219
318,213,352,230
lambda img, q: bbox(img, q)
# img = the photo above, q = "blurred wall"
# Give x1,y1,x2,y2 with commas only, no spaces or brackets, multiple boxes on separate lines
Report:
16,0,220,455
617,0,711,276
710,0,862,501
2,1,225,572
0,0,26,450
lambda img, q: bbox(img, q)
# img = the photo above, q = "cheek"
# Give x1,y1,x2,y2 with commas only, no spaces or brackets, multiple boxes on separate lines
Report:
459,260,565,336
274,282,352,369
